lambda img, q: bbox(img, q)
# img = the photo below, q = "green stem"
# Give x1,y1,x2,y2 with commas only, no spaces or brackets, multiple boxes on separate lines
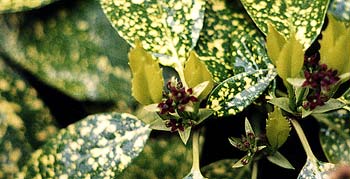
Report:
296,87,306,107
191,129,201,172
290,119,317,162
286,84,296,112
251,162,258,179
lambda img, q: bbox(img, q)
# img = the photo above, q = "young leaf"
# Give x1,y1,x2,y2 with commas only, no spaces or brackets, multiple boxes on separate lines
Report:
0,0,133,103
207,69,276,117
266,107,291,149
241,0,330,49
184,51,214,100
267,151,294,170
268,97,295,114
313,108,350,163
178,127,192,145
266,25,304,81
129,41,164,105
0,0,57,13
20,113,151,178
297,159,335,179
319,14,350,75
266,24,286,66
202,159,252,179
101,0,205,68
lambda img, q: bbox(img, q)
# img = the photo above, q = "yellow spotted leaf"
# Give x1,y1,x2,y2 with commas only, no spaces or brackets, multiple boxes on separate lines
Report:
184,51,214,100
0,0,133,105
101,0,206,69
21,113,151,178
241,0,330,49
129,41,164,105
329,0,350,21
0,0,57,13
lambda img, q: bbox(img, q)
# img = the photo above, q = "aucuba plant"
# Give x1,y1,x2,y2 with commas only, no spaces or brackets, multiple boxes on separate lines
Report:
0,0,350,179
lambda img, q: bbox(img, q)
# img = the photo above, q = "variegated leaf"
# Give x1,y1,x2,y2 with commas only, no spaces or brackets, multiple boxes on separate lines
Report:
0,98,32,179
0,0,133,106
241,0,330,49
313,108,350,163
202,159,251,179
206,33,276,117
0,59,57,178
20,113,151,178
195,0,263,82
0,0,57,13
329,0,350,21
100,0,205,69
119,134,192,179
297,159,335,179
207,69,276,117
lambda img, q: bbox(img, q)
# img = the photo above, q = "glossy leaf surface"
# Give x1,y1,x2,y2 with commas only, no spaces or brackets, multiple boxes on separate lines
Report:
0,0,132,104
195,0,263,82
119,134,192,179
101,0,205,69
313,108,350,163
0,0,57,13
241,0,329,48
297,159,335,179
329,0,350,21
21,113,151,178
208,69,276,117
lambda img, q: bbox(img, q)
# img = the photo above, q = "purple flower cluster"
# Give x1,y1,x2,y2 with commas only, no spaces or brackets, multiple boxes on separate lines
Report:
158,79,198,115
157,78,198,132
302,53,340,109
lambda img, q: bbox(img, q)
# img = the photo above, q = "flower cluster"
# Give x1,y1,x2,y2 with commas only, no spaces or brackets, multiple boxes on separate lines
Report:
158,77,198,115
157,77,198,132
302,53,340,109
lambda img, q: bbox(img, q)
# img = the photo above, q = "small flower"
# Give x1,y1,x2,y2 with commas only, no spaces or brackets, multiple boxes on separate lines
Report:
302,53,340,110
158,77,198,114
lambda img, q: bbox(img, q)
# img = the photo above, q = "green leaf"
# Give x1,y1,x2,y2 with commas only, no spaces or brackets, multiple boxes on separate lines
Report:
329,0,350,21
266,107,291,149
195,0,264,82
297,159,335,179
184,51,214,100
129,40,164,105
202,159,252,179
267,151,294,170
245,118,254,136
20,113,151,178
312,98,345,114
100,0,205,69
313,108,350,163
118,134,192,179
268,97,295,114
0,0,57,13
241,0,330,49
207,69,276,117
0,0,133,104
